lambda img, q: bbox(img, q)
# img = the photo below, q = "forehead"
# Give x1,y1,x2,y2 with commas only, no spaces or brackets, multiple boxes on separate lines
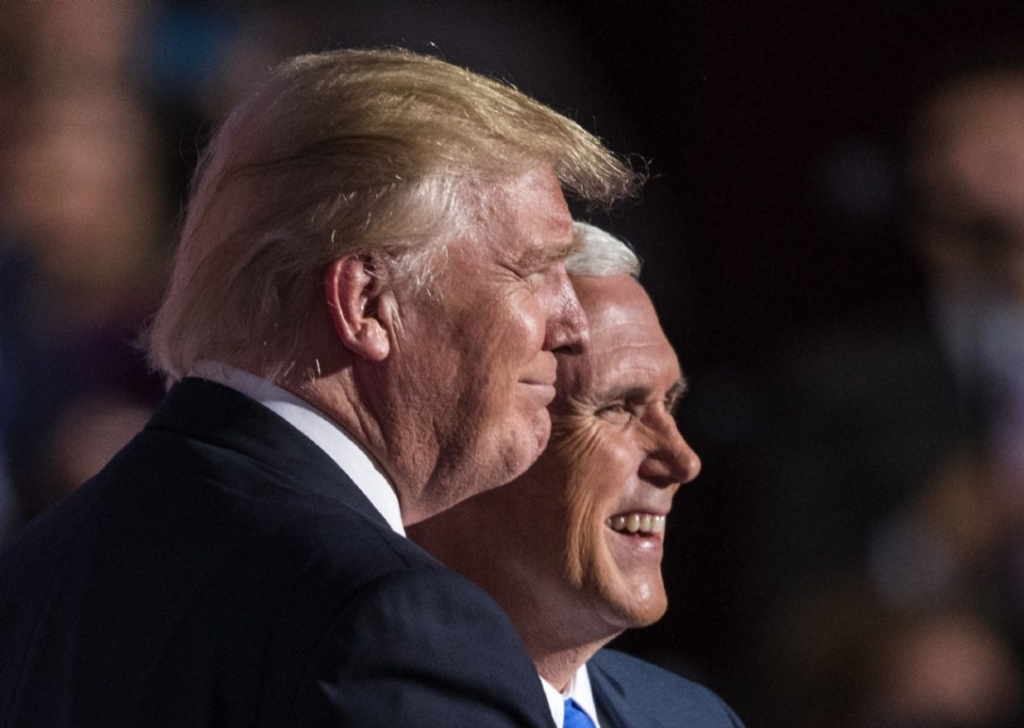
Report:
562,275,679,391
494,166,574,251
446,165,575,266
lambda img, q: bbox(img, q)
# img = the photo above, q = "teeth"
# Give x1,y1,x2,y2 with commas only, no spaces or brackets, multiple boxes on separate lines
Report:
604,513,666,536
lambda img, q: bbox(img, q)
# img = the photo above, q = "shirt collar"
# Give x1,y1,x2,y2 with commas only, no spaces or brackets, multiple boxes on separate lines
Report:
541,663,601,728
189,361,405,535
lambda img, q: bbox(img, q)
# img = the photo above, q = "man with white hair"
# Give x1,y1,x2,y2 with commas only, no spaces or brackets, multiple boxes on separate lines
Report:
411,223,745,727
0,49,640,727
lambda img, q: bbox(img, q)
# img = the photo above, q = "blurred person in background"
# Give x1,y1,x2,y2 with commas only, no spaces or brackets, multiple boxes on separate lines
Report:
0,0,308,541
0,89,169,528
0,0,173,538
0,47,640,727
752,64,1024,728
411,223,745,728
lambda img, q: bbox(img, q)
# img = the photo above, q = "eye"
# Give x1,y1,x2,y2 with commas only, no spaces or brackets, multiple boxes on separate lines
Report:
502,263,550,289
595,401,637,424
525,267,550,284
499,263,529,280
528,261,562,282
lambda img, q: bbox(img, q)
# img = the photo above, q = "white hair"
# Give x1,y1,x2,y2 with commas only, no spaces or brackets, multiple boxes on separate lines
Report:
567,221,641,278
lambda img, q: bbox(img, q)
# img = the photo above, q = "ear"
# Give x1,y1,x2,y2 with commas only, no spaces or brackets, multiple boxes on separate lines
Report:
324,255,392,362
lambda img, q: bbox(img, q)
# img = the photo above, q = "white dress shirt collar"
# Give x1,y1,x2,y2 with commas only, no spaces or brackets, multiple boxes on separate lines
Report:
189,361,405,536
541,662,601,728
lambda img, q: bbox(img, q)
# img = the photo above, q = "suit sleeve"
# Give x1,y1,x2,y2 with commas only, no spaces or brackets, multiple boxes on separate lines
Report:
288,567,556,727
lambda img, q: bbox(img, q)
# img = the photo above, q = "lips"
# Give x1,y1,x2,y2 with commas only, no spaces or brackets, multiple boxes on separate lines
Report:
520,354,557,394
520,377,556,389
604,512,666,537
519,378,557,405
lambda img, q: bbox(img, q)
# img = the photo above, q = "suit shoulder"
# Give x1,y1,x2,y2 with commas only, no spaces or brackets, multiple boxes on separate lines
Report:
589,648,706,693
292,566,555,727
589,649,745,727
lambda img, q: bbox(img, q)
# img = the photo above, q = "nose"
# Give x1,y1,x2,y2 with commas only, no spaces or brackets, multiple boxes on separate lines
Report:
544,264,589,355
640,413,701,488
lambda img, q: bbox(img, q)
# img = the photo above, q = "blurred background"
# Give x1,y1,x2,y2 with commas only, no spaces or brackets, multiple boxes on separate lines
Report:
4,2,1024,726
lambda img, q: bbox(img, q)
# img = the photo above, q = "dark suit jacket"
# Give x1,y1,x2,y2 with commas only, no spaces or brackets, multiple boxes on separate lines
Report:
0,378,555,727
589,649,745,727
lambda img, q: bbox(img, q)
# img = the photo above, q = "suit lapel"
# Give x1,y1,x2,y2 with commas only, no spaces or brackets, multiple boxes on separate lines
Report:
591,665,627,728
589,659,664,728
148,377,390,529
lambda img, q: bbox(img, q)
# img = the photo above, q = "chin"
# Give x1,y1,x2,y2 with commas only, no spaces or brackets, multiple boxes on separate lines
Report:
599,586,668,630
503,415,551,478
619,605,667,631
636,601,669,627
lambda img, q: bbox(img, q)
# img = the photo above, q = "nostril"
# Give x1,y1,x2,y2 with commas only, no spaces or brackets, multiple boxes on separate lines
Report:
546,307,589,355
642,435,700,487
552,325,588,355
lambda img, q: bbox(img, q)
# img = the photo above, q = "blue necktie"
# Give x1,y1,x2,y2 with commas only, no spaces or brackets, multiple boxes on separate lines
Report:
563,698,596,728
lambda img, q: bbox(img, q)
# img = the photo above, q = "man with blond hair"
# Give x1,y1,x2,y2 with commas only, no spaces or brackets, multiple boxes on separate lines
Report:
0,49,639,727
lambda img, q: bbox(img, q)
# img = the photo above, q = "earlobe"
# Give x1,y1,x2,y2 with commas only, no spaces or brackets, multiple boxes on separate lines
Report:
324,256,392,362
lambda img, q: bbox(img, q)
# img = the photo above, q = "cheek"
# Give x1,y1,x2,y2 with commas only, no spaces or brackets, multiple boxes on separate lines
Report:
554,430,621,585
505,284,552,341
561,476,600,588
472,299,545,368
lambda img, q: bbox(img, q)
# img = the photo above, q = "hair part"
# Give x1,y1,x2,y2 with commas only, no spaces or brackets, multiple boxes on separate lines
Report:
146,47,643,383
567,221,641,278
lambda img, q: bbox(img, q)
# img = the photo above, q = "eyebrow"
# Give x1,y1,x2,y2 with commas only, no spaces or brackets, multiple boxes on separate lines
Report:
516,238,580,271
600,376,688,414
666,377,688,416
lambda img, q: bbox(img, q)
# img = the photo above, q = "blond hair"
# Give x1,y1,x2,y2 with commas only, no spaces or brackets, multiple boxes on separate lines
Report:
147,48,642,382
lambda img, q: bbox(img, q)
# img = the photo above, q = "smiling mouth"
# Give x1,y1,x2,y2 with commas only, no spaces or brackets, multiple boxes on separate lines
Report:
604,513,666,537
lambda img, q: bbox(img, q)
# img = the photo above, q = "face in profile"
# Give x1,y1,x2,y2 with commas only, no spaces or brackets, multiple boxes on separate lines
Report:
410,274,700,646
388,165,588,523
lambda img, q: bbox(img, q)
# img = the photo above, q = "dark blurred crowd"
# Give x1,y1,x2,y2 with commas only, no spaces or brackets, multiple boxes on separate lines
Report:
745,64,1024,728
0,0,302,536
4,3,1024,727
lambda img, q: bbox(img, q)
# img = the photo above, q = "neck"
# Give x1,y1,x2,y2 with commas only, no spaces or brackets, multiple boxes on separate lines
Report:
533,642,605,693
281,362,446,524
408,511,624,687
498,578,621,692
282,367,391,474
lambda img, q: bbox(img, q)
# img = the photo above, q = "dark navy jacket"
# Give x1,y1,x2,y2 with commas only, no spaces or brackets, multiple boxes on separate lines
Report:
0,378,554,727
590,649,745,728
